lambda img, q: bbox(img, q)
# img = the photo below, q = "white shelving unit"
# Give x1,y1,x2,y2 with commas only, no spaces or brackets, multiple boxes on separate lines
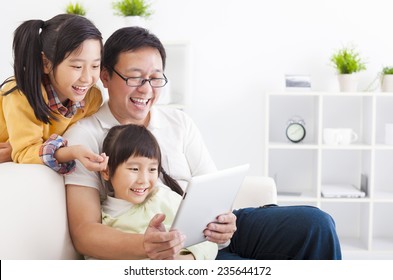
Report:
265,91,393,259
156,41,191,110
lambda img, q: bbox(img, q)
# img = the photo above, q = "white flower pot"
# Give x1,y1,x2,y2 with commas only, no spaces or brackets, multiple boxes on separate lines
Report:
337,73,359,92
381,75,393,92
124,16,146,27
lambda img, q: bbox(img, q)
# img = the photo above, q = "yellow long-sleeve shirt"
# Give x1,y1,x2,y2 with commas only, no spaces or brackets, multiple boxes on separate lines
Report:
0,80,102,163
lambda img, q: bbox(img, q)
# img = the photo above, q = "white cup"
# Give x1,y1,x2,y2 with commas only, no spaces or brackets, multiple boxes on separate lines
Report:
385,123,393,145
323,128,358,145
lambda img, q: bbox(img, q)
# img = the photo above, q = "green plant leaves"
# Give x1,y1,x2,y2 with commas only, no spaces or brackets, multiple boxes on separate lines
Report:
382,66,393,75
112,0,152,17
330,47,366,74
66,2,86,16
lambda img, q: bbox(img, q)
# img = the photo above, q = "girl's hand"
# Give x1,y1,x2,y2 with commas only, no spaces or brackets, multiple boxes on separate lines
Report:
143,214,186,260
204,212,237,244
75,146,108,172
55,145,108,172
0,142,12,163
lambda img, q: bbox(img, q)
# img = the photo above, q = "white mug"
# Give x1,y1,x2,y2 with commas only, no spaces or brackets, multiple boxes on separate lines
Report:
385,123,393,145
323,128,358,145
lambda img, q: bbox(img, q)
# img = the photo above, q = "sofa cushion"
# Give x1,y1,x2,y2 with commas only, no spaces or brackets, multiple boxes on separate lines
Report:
0,162,80,259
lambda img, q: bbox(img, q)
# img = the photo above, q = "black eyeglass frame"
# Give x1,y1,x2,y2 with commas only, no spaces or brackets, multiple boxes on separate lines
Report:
110,67,168,88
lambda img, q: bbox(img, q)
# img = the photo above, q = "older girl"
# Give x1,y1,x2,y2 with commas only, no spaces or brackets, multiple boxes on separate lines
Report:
0,14,106,173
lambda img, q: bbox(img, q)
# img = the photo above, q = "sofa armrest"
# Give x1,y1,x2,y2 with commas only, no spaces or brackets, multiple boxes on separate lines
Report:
232,176,277,210
0,162,80,259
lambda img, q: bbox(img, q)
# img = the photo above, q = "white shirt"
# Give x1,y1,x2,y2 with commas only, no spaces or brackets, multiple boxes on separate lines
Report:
63,101,217,199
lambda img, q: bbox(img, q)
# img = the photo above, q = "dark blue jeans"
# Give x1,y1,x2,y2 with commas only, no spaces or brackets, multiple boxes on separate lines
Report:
216,205,342,260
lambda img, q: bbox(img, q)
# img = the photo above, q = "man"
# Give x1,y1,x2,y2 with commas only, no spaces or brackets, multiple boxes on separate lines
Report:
64,27,342,259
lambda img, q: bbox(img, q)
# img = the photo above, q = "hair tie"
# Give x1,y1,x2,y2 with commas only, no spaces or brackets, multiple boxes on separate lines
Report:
38,20,45,35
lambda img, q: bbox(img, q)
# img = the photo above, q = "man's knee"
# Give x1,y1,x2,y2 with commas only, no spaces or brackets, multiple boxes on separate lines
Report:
296,206,336,229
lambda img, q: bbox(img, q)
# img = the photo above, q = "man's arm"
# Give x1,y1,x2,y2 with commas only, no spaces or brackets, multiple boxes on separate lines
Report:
66,184,185,259
66,184,146,259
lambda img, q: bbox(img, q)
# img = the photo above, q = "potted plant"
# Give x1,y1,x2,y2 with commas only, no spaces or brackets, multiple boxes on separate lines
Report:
65,2,87,16
330,46,366,92
381,66,393,92
112,0,152,26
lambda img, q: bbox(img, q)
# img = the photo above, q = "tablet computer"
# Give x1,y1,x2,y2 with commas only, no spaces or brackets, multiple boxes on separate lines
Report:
170,164,249,247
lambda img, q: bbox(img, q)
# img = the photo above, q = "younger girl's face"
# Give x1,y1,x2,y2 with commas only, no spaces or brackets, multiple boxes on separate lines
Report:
108,156,159,204
44,39,101,104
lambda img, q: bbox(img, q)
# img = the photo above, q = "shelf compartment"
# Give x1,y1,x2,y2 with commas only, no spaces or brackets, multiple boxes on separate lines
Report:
268,94,319,144
162,42,191,106
372,203,393,251
268,149,318,198
374,150,393,200
321,150,371,197
375,95,393,145
321,202,370,251
321,95,373,145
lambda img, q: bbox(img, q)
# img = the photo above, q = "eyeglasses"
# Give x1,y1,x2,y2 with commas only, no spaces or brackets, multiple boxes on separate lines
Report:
111,67,168,88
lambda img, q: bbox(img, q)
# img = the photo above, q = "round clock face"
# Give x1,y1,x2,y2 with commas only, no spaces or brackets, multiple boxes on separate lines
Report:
286,123,306,143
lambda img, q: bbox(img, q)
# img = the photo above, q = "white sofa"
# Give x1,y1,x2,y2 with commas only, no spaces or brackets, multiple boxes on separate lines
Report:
0,162,277,260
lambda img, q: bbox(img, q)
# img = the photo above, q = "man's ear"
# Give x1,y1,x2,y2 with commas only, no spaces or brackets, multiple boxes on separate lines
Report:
100,67,110,88
101,168,110,181
41,52,52,74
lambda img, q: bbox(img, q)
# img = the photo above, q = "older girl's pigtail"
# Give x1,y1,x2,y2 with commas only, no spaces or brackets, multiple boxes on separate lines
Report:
161,167,184,196
12,19,52,123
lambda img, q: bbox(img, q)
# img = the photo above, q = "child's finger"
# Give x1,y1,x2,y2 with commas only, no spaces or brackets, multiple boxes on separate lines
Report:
85,152,105,163
96,153,109,163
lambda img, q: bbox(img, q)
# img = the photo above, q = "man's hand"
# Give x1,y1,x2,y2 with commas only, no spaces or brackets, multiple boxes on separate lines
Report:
204,212,237,244
0,142,12,162
144,214,185,260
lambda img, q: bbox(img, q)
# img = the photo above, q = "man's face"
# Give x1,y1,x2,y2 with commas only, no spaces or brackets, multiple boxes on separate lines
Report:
101,47,165,126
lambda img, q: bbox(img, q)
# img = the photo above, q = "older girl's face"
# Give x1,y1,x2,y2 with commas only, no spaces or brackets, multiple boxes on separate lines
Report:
106,156,159,204
44,39,101,104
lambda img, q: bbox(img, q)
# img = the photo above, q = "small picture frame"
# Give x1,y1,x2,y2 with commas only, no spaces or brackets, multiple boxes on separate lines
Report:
285,75,311,91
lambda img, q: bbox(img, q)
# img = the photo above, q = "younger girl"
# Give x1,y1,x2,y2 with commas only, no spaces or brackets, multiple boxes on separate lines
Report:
0,14,106,173
99,124,217,260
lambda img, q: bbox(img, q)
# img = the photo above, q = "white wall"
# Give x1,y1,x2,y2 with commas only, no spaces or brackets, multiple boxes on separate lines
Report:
2,0,393,176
